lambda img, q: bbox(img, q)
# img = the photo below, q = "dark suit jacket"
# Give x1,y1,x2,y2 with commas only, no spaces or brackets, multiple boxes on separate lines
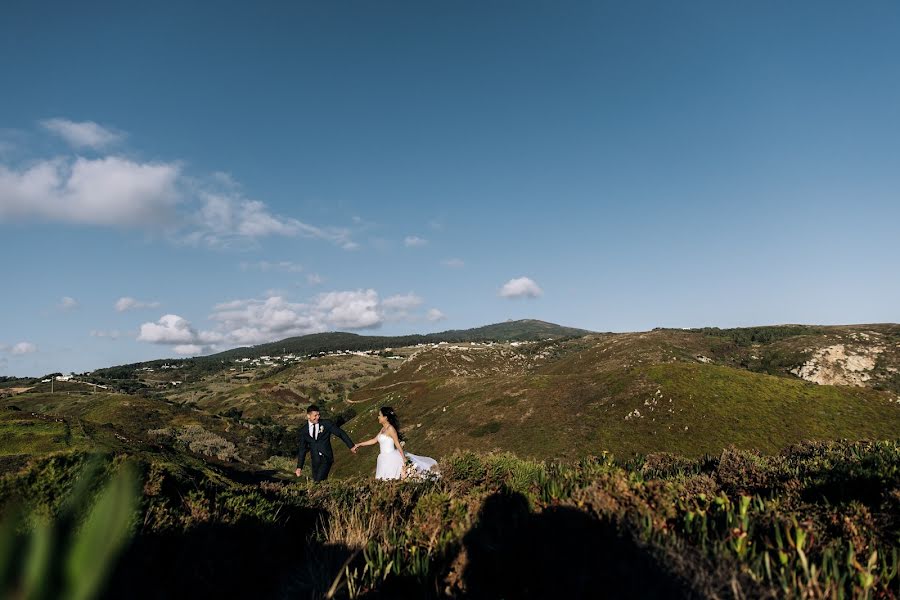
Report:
296,419,354,469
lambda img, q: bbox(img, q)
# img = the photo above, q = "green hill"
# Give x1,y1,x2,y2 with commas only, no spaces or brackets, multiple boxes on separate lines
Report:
331,325,900,477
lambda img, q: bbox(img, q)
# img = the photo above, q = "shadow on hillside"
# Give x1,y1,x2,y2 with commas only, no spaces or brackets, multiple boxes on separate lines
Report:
105,507,326,599
458,492,690,599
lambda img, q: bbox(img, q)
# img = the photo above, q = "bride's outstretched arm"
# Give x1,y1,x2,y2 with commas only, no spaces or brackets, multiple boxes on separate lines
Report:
352,436,379,451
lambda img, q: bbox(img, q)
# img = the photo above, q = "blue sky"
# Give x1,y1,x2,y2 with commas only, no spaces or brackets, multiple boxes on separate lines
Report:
1,1,898,376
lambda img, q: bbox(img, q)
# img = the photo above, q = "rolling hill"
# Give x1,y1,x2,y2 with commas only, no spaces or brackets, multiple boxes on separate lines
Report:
4,321,898,482
330,324,900,477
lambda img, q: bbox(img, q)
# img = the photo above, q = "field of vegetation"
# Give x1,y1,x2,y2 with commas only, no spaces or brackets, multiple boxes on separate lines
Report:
2,322,898,597
1,441,898,598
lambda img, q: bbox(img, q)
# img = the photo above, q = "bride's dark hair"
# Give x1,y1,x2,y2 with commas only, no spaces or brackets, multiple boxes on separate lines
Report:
380,406,404,441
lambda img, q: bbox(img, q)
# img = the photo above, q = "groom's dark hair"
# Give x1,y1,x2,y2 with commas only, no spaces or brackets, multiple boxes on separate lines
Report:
307,404,320,413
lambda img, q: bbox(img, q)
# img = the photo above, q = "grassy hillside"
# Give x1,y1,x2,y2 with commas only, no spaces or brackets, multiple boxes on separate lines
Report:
0,390,274,471
164,353,407,423
331,327,900,478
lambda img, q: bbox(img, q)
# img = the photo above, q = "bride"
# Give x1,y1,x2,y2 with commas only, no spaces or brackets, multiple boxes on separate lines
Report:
352,406,438,480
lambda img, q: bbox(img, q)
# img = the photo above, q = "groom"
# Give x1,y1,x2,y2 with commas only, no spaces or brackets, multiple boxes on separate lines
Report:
296,404,356,482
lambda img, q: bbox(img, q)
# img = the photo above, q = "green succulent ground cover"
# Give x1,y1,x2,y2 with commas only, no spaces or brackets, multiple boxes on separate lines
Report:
1,440,898,599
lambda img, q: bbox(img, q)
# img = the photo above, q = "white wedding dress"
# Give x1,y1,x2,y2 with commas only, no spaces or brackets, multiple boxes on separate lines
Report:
375,432,438,480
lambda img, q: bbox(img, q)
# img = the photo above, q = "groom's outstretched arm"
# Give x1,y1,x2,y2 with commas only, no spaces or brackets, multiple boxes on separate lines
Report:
331,422,355,450
296,434,309,470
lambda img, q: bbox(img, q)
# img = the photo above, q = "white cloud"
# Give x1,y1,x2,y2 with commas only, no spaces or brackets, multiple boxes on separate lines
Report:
314,290,382,329
138,289,429,350
441,258,464,268
0,156,358,248
115,297,161,312
58,296,78,311
137,314,197,344
208,297,320,344
427,308,446,322
499,276,543,299
306,273,323,285
404,235,427,247
1,121,361,250
11,342,37,354
239,260,304,273
0,156,181,227
136,314,221,354
40,118,124,150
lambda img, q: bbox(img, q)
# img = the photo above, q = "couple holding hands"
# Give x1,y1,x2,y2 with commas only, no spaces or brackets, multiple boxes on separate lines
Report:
295,404,437,482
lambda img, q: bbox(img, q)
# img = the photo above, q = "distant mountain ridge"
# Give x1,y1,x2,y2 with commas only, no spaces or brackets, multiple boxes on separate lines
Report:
94,319,593,375
205,319,591,361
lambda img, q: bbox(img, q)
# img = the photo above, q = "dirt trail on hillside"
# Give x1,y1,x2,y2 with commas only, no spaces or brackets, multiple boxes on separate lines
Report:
346,379,431,402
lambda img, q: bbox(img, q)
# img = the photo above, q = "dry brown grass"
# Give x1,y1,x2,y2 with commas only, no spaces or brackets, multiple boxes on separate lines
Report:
319,502,394,549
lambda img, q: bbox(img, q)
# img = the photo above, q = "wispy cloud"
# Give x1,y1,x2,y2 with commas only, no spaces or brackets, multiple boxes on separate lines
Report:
441,258,465,269
11,342,37,355
90,329,122,340
40,118,124,150
404,235,427,247
382,293,423,311
499,276,543,299
58,296,78,311
382,293,424,321
0,342,37,355
426,308,446,321
180,184,358,249
239,260,304,273
115,297,161,312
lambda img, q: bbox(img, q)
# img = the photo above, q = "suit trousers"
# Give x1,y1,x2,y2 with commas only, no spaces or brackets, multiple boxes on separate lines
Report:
311,459,333,482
